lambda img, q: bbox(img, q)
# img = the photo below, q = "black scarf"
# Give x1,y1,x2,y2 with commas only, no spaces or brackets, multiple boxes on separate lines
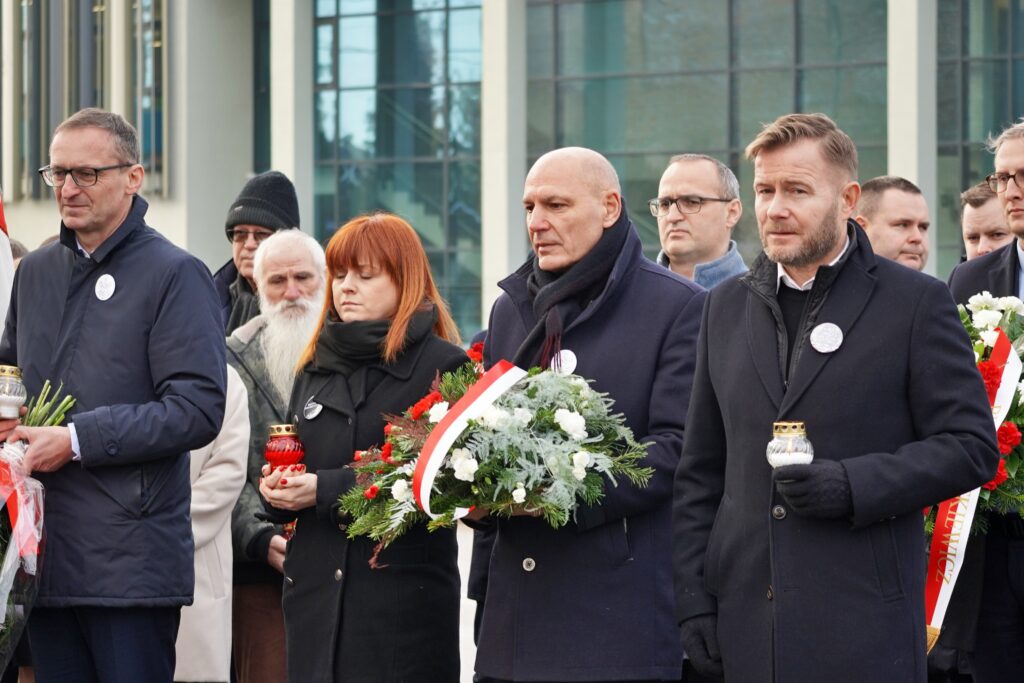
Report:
312,306,438,376
226,273,261,335
512,205,631,368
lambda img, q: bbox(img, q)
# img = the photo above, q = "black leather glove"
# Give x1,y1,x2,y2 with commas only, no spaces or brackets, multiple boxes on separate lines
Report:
774,460,852,519
679,614,724,678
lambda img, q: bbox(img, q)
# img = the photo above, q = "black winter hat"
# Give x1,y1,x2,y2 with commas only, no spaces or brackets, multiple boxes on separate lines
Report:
224,170,300,236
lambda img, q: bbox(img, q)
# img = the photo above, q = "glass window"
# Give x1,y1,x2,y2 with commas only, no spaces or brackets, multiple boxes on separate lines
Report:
737,70,795,144
937,1,961,60
449,160,481,248
965,0,1009,57
316,91,339,162
735,0,794,68
449,85,480,156
337,162,446,248
317,0,338,18
527,81,555,154
606,153,677,255
316,22,336,85
527,4,555,77
254,0,271,172
557,0,728,76
937,61,961,144
964,60,1010,141
936,146,965,274
856,146,888,184
339,87,446,160
449,9,481,82
339,11,446,87
558,74,729,154
132,0,167,195
799,0,886,66
799,66,887,145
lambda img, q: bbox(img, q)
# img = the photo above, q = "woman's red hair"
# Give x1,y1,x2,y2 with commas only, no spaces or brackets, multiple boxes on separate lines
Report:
297,213,461,369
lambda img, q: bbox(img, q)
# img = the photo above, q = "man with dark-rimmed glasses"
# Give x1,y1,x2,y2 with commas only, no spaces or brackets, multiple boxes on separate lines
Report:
0,107,226,683
946,119,1024,683
650,153,747,289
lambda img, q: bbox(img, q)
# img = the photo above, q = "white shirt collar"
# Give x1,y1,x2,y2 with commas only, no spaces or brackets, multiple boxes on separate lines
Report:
75,238,92,259
776,235,851,292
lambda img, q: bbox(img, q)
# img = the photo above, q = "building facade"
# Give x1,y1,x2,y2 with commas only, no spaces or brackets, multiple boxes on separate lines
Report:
0,0,1019,337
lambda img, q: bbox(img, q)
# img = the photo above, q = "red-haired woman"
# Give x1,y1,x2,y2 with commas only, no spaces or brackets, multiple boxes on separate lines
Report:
259,213,465,682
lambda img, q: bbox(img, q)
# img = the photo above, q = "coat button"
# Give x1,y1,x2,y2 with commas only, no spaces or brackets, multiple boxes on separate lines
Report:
334,569,343,581
285,576,294,586
522,557,536,572
767,585,774,600
772,505,787,520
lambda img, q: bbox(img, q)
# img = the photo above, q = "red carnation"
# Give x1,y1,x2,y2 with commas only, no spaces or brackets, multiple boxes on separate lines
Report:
467,342,484,363
983,458,1009,491
977,360,1002,400
410,391,443,420
353,450,363,462
381,443,394,463
364,484,380,500
384,423,393,435
997,421,1022,455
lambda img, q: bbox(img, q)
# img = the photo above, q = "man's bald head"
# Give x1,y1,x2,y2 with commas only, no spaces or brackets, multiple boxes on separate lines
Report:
523,147,623,271
528,147,622,196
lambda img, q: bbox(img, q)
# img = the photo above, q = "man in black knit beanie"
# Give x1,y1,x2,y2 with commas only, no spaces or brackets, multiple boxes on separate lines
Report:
213,170,301,334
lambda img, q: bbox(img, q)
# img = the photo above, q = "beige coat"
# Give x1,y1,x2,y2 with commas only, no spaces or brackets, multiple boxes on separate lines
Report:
174,366,250,682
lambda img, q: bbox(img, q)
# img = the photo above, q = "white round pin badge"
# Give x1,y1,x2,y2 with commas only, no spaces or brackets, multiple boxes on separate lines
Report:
550,349,578,374
95,274,116,301
303,398,323,420
810,322,843,353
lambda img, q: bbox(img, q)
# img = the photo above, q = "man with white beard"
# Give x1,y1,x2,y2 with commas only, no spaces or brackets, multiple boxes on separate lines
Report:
226,229,325,683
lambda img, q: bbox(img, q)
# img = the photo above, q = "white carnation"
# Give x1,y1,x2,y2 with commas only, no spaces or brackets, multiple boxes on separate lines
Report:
554,408,588,440
512,483,527,504
391,478,412,502
968,291,998,313
997,296,1024,315
572,466,587,481
972,309,1004,330
980,329,1000,348
572,451,591,469
478,405,511,430
512,408,533,427
453,457,479,482
449,447,471,466
428,401,449,423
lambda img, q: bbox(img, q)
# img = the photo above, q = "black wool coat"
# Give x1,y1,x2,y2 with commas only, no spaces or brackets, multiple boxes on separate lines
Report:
673,224,999,683
941,242,1020,651
268,332,466,683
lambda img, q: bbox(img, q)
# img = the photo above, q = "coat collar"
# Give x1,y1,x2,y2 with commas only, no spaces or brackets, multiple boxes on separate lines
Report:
656,240,748,289
742,221,878,414
59,195,148,264
497,222,645,333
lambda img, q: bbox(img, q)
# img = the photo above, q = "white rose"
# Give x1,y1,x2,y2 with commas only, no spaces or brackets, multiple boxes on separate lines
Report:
512,483,527,504
428,401,450,423
554,408,588,440
572,451,591,469
478,405,511,430
512,408,533,427
980,329,1000,348
968,291,998,313
449,447,471,466
453,457,479,482
972,309,1004,330
391,478,412,502
997,296,1024,315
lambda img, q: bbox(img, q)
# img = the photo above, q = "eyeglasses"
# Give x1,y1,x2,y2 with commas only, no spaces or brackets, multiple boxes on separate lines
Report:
38,164,134,188
647,195,733,217
987,171,1024,194
226,228,275,245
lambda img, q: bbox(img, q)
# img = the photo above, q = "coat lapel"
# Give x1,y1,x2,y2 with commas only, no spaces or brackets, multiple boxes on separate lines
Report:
746,293,785,410
305,371,355,419
779,261,876,417
991,243,1019,297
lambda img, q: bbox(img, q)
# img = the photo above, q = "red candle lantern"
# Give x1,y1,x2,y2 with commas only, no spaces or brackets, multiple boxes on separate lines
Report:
265,424,304,538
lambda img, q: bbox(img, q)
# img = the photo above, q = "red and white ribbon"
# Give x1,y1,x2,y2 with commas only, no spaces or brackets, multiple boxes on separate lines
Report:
412,360,527,520
924,327,1021,650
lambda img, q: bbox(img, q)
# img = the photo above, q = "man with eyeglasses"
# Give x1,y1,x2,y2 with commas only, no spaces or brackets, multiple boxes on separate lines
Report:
0,108,225,682
945,120,1024,683
651,154,748,289
214,171,301,334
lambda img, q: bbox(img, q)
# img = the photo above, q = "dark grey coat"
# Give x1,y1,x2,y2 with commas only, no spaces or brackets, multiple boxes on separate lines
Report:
673,224,999,682
0,195,226,606
269,331,466,683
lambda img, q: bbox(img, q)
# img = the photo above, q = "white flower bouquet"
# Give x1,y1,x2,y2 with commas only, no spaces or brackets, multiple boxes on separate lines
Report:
339,346,651,551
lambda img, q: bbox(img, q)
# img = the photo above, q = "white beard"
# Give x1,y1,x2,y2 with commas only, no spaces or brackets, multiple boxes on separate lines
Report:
258,296,322,405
